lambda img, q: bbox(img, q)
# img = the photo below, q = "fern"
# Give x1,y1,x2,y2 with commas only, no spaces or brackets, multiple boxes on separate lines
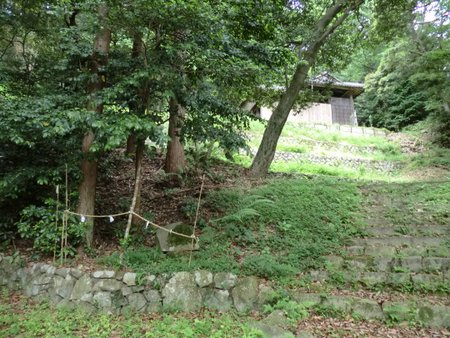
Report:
215,208,260,224
213,194,274,225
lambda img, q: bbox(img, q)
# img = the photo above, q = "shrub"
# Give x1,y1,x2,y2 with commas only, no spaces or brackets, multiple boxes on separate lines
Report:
17,198,84,255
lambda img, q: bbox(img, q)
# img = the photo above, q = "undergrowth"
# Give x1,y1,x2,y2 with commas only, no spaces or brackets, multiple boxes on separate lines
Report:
0,291,262,338
100,177,363,281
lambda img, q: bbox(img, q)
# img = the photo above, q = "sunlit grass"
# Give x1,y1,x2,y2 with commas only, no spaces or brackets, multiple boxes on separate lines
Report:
248,120,394,148
230,153,406,182
238,120,450,182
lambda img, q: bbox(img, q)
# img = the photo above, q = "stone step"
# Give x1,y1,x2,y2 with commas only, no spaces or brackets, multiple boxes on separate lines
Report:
307,269,449,293
290,291,450,328
326,256,450,273
364,225,449,237
345,245,450,257
348,236,447,247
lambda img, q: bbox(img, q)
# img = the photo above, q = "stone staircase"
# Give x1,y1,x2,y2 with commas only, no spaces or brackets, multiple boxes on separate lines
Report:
290,182,450,331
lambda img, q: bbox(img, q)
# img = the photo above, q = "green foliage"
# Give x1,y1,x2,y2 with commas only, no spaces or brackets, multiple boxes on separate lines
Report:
207,189,242,212
205,177,362,278
326,267,348,287
180,198,199,219
0,291,262,338
99,227,240,275
363,182,450,226
383,304,417,326
263,297,309,323
0,0,291,244
16,199,84,255
243,254,298,279
248,121,393,148
314,304,347,319
269,162,392,181
98,176,362,279
409,147,450,171
277,144,311,154
212,194,273,241
357,2,450,145
356,41,430,130
0,89,83,235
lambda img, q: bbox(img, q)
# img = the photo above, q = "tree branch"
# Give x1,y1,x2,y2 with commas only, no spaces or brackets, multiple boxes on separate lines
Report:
0,34,17,60
300,0,364,58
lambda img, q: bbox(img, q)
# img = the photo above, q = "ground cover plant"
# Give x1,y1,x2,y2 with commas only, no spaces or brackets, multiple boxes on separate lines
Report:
1,1,450,336
100,176,362,281
247,121,395,150
236,119,449,182
0,290,262,338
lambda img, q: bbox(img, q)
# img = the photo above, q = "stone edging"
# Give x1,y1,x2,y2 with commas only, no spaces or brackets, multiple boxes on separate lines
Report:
2,255,449,330
0,255,273,314
272,152,403,172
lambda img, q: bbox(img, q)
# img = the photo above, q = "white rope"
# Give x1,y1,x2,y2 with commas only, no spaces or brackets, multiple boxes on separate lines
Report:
64,210,131,218
131,211,198,240
63,209,198,241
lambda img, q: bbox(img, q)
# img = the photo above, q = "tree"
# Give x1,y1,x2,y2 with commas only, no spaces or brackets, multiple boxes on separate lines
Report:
356,0,450,144
356,41,429,130
0,1,86,240
164,97,187,173
250,0,365,176
77,3,111,247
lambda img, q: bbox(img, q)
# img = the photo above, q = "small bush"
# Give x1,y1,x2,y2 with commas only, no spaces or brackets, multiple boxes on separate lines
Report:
16,198,84,255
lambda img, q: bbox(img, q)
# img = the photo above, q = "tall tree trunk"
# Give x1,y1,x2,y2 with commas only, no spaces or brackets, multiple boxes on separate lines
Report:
78,131,97,246
128,33,148,221
77,3,111,247
249,0,362,177
125,33,146,157
125,133,137,156
164,97,186,173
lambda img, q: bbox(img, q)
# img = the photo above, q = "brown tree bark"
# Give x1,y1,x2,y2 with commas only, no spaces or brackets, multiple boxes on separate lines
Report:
77,3,111,247
125,133,137,156
249,0,362,177
128,33,149,222
125,33,146,157
164,97,186,173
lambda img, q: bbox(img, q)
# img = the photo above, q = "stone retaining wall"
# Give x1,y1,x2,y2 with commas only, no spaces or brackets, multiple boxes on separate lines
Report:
2,255,449,329
0,255,273,314
272,152,402,172
278,137,382,154
306,123,389,137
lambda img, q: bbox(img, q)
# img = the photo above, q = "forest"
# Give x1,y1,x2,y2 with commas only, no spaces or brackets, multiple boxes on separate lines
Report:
0,1,449,336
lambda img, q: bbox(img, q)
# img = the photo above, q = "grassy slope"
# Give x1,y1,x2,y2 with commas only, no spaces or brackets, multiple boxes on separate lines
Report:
236,121,421,181
5,123,450,336
101,122,449,280
101,176,362,282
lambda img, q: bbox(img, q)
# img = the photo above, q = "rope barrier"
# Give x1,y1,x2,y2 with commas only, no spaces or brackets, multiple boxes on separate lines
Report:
131,211,198,241
63,209,198,241
64,210,131,218
59,163,201,265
